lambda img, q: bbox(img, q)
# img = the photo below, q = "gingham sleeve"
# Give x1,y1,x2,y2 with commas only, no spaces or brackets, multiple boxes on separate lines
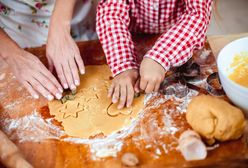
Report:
96,0,139,76
144,0,213,71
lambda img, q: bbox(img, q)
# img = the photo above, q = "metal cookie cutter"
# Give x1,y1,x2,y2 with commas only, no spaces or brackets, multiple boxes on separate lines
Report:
177,58,201,81
161,60,225,96
206,72,225,96
160,73,189,98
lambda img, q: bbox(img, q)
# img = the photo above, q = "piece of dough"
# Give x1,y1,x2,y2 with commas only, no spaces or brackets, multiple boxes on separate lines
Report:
186,95,245,144
178,130,207,161
48,65,144,138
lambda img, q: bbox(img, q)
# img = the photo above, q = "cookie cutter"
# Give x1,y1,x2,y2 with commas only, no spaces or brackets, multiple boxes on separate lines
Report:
206,72,225,96
160,72,189,98
161,59,225,97
177,58,201,80
60,89,77,104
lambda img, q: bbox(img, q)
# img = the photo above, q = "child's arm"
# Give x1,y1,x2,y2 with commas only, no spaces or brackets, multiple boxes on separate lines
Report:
96,0,139,109
96,0,139,76
140,0,213,93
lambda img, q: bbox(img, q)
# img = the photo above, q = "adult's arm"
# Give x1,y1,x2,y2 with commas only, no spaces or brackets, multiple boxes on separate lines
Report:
46,0,85,91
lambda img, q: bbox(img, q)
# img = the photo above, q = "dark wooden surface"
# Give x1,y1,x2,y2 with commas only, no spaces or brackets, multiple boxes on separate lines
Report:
0,34,248,168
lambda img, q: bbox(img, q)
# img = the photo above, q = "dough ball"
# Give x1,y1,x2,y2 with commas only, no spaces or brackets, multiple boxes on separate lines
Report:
186,95,245,144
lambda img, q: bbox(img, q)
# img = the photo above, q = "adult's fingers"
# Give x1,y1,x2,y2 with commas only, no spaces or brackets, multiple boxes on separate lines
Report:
47,55,54,73
118,84,127,109
62,61,76,90
126,83,134,107
55,63,68,89
22,81,39,99
112,84,120,103
34,72,62,99
28,77,54,101
75,52,85,75
69,59,80,87
39,63,63,93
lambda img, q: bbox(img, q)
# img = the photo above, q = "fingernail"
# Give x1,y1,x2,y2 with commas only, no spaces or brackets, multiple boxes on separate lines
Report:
112,98,117,103
70,84,76,90
118,105,122,109
63,84,68,89
80,69,85,74
55,93,62,99
59,88,63,93
75,80,80,86
47,95,54,101
34,94,39,99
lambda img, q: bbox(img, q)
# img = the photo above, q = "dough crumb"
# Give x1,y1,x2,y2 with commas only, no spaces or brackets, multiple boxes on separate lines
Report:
121,152,139,167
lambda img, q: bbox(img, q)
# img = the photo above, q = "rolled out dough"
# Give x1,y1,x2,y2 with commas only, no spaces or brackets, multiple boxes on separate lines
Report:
48,65,144,138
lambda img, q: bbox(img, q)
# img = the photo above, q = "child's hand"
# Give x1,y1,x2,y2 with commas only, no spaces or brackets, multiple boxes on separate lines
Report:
108,69,139,109
140,58,166,93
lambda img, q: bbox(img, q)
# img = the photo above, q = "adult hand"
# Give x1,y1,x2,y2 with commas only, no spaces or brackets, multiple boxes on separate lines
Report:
46,2,85,91
7,49,63,100
140,58,166,93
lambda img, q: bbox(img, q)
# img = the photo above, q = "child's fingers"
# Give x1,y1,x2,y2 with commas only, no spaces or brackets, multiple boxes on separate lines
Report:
118,84,127,109
140,78,148,91
134,79,140,93
112,84,120,103
126,83,134,107
145,81,155,93
154,82,161,92
108,84,115,98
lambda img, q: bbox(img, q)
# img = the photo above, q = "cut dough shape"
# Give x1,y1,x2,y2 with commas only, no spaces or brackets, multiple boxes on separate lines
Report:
48,65,144,138
107,103,133,116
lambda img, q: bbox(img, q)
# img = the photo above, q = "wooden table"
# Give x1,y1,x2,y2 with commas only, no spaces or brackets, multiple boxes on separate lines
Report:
208,33,248,57
0,34,248,168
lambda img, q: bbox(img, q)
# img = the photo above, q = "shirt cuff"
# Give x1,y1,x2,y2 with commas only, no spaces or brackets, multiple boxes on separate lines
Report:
144,49,171,72
111,61,139,77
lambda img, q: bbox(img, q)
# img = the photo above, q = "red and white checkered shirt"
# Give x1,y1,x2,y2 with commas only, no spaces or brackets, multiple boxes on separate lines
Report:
96,0,213,76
